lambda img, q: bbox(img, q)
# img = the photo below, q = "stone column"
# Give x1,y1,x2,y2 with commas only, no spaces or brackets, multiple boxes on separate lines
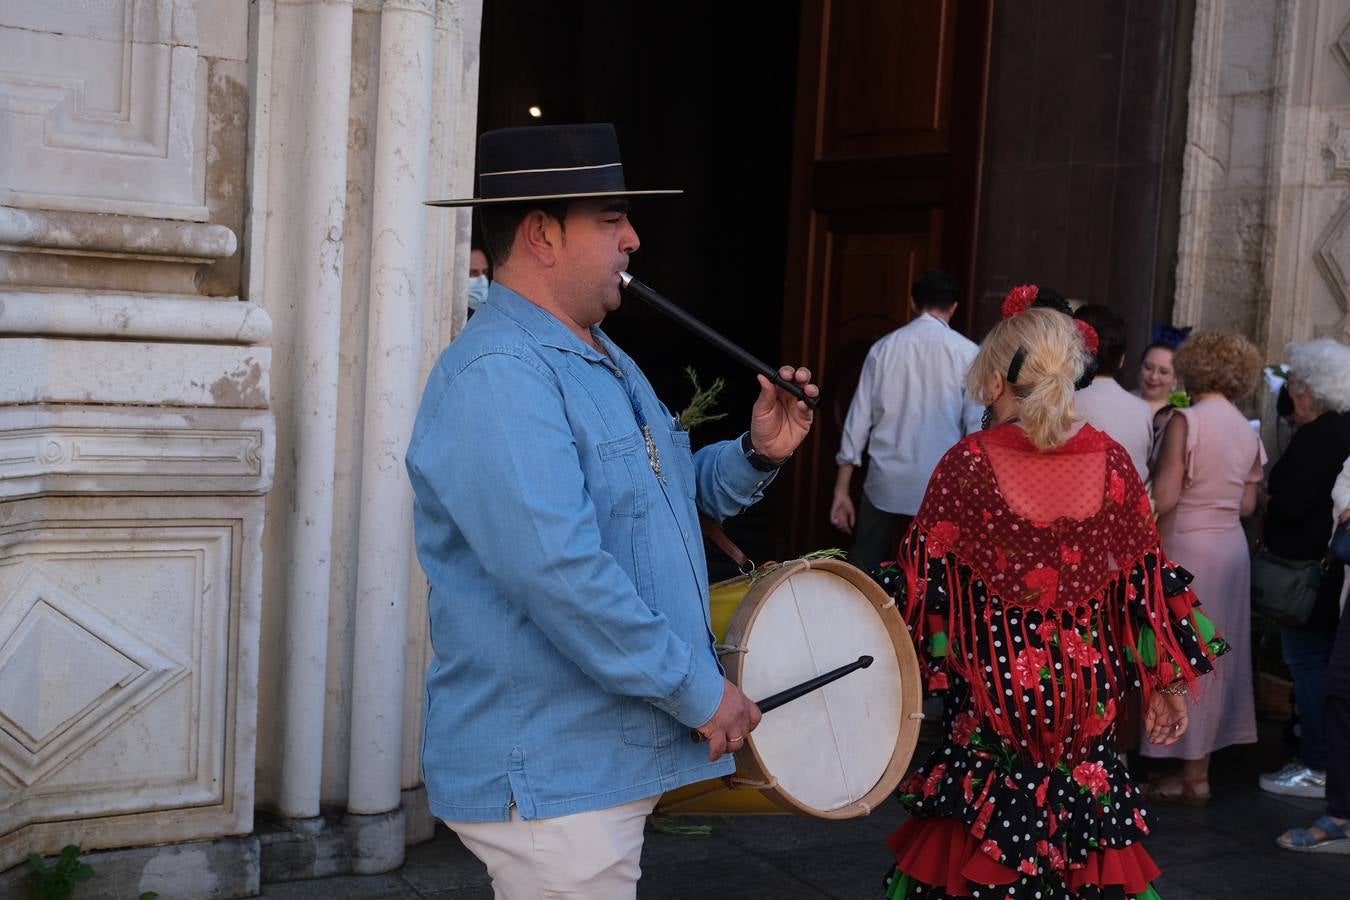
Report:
347,0,437,819
256,0,355,822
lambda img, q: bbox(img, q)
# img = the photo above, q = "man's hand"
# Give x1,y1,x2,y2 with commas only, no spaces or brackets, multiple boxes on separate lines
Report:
830,492,856,534
696,679,762,762
749,365,819,463
1144,689,1189,746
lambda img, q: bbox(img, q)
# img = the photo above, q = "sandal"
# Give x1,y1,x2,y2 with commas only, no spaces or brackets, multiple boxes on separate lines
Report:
1141,773,1210,807
1277,815,1350,854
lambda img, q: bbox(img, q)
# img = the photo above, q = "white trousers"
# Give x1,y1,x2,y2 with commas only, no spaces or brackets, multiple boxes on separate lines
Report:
446,795,659,899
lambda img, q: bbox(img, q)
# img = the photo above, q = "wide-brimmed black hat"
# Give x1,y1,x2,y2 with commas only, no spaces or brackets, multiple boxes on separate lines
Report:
425,123,681,207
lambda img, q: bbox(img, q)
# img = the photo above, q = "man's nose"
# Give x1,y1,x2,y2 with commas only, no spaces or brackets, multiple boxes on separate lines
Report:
621,220,640,254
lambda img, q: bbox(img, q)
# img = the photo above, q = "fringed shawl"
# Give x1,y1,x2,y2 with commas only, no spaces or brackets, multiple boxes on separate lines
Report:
897,423,1220,766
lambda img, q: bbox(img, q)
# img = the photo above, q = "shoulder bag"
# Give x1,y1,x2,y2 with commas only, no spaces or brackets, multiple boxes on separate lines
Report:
1250,547,1324,626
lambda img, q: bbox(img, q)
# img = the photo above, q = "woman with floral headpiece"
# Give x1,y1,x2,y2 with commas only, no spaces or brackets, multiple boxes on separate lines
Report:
875,289,1228,900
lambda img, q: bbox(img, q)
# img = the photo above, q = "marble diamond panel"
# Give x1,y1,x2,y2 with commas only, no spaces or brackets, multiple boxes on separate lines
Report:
0,565,185,788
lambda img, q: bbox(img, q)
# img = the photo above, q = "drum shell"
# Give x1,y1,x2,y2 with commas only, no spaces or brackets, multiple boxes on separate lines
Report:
656,558,922,818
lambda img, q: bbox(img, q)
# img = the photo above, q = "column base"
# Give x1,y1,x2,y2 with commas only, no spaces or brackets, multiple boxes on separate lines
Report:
403,784,436,846
258,806,406,882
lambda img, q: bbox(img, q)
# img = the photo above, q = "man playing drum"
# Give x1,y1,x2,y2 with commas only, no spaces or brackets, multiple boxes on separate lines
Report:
407,123,818,898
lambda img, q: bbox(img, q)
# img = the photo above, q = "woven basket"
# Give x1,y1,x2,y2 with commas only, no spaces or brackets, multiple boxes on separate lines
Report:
1255,672,1293,721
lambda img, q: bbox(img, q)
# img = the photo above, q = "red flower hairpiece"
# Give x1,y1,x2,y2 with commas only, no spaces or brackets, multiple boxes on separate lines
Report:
1001,284,1039,319
1075,319,1100,356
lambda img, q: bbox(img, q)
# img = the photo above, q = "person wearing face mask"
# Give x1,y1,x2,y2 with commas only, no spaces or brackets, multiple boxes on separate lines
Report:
465,246,490,316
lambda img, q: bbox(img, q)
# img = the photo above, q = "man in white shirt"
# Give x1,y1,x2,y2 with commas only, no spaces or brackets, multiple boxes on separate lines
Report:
1072,303,1153,480
831,271,983,569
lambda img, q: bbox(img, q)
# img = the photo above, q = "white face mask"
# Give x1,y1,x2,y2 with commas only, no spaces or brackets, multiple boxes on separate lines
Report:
466,274,489,310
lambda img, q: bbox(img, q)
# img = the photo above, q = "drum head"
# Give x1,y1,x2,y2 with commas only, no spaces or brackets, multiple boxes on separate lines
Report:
725,558,921,818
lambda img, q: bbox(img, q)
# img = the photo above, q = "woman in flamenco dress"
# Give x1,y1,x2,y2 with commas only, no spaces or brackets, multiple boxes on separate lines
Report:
876,292,1229,900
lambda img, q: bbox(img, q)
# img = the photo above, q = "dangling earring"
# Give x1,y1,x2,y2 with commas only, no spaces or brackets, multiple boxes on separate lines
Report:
981,406,995,430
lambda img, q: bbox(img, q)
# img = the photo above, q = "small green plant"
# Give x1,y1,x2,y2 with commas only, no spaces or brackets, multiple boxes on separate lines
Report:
25,845,157,900
678,366,727,431
26,845,93,900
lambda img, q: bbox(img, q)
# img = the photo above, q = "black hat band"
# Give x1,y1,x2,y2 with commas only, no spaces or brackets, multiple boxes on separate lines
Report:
478,162,626,200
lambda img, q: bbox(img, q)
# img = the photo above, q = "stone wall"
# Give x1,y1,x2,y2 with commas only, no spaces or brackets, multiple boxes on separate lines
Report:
0,0,271,892
1175,0,1350,357
0,0,482,896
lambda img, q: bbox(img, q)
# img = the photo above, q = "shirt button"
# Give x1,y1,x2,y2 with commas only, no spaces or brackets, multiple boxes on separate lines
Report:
682,531,689,540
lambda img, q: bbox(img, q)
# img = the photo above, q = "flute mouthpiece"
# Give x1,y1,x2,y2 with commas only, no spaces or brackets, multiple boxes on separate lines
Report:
619,271,633,287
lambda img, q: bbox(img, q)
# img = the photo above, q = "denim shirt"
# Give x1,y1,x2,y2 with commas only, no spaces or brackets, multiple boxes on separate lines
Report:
406,282,776,822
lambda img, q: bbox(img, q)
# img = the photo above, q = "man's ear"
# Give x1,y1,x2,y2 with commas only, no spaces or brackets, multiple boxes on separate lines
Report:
518,209,561,267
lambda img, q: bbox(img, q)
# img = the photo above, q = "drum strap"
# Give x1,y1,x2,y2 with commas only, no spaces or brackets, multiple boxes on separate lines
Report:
699,512,753,573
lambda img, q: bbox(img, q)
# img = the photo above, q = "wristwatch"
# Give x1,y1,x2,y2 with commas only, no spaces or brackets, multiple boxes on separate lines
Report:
740,432,789,472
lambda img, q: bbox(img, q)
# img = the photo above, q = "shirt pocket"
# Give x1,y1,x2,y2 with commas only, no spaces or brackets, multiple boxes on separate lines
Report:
620,697,681,748
596,429,649,518
668,428,697,501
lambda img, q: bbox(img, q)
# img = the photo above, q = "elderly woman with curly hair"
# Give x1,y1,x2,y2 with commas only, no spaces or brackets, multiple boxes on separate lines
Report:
1142,332,1267,803
1259,339,1350,810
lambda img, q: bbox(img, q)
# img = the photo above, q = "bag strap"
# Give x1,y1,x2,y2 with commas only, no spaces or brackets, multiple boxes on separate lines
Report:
699,512,754,573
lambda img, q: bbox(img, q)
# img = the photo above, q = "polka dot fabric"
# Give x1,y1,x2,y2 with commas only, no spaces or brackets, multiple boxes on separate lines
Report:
871,424,1227,899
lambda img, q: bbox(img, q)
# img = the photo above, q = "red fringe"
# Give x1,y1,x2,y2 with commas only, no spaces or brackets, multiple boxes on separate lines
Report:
899,535,1207,767
888,817,1161,895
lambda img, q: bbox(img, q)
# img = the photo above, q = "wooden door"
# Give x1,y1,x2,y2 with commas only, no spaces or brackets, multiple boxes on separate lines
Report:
778,0,993,555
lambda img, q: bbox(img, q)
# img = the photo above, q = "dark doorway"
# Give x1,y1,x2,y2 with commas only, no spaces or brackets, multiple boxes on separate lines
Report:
477,0,802,571
476,1,993,567
779,0,995,554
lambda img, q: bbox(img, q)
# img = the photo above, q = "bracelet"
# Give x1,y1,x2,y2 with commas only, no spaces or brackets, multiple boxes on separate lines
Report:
1156,680,1189,697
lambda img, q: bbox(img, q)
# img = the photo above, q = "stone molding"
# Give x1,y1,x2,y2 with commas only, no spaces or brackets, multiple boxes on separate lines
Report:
0,205,240,295
0,207,237,260
0,291,271,343
0,406,274,500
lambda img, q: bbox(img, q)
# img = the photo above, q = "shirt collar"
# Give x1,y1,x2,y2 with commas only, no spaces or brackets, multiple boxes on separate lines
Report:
486,281,612,364
918,311,951,329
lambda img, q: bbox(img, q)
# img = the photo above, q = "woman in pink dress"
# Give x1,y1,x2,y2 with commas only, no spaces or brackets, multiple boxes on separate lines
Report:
1142,332,1266,802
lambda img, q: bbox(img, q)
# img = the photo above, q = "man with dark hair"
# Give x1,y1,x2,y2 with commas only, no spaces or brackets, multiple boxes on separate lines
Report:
409,124,818,897
830,269,982,569
1073,302,1153,479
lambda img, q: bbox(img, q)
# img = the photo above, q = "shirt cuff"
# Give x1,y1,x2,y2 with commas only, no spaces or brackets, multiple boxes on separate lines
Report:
716,438,779,495
655,645,726,730
835,449,862,467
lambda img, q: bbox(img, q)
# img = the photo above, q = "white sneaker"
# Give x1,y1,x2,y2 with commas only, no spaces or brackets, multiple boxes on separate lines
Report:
1259,761,1327,799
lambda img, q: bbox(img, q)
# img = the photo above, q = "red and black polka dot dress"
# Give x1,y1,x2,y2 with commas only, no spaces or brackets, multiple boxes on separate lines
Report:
873,425,1228,900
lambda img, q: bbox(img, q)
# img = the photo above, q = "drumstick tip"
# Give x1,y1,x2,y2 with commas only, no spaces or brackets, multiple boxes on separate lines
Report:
860,655,873,668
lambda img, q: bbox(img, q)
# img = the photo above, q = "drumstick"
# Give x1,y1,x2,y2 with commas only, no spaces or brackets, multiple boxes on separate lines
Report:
620,273,819,409
691,655,874,743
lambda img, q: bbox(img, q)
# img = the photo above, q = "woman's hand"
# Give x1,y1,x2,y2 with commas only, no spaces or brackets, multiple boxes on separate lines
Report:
1144,689,1189,745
